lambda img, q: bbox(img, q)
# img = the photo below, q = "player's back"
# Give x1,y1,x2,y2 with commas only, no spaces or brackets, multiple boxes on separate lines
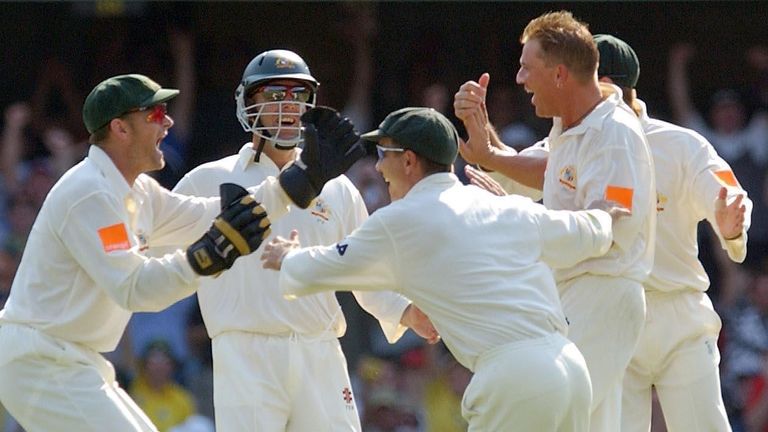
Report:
373,173,569,370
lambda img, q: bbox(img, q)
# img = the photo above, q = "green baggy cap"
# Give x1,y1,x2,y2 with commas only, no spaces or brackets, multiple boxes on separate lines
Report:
82,74,179,134
361,107,459,165
594,34,640,89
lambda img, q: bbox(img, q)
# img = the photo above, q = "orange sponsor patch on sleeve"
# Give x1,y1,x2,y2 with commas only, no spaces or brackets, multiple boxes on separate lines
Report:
98,223,131,252
714,169,739,187
605,185,634,212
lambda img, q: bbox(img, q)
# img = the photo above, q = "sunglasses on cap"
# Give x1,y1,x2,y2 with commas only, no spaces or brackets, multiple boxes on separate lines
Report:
252,85,312,103
124,103,168,124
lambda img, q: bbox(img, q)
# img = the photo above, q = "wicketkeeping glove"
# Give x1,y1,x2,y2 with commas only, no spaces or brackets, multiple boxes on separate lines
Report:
279,106,366,208
187,183,272,276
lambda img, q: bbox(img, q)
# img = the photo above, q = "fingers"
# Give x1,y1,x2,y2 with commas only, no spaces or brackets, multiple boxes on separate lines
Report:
454,75,489,121
717,186,728,201
300,105,339,125
478,72,490,90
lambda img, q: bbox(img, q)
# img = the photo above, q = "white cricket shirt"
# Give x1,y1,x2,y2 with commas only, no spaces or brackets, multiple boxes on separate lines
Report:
174,144,411,341
0,146,219,352
278,173,614,372
639,100,752,293
542,84,656,283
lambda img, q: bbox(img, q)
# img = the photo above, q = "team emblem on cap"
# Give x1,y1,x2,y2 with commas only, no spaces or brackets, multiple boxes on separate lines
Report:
275,58,295,69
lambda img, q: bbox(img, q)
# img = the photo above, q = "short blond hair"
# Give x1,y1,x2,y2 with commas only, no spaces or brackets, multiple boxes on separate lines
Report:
520,11,598,83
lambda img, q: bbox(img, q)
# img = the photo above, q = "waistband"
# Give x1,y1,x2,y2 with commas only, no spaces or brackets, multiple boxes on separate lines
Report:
474,332,566,372
218,328,338,342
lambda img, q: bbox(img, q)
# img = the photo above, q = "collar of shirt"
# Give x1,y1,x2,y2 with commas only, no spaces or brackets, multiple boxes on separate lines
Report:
636,98,652,129
88,145,133,201
404,172,460,200
550,83,624,138
237,142,301,174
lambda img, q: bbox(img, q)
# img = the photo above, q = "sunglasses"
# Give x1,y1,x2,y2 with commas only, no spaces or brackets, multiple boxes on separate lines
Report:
376,145,406,160
253,85,312,103
124,103,168,124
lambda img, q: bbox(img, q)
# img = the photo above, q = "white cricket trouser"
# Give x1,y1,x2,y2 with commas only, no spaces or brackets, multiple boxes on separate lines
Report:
0,323,157,432
559,274,646,432
211,330,361,432
622,290,731,432
462,332,592,431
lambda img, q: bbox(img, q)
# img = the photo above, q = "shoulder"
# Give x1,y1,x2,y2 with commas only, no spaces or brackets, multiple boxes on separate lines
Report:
320,174,363,199
645,117,714,154
185,154,240,178
47,160,107,204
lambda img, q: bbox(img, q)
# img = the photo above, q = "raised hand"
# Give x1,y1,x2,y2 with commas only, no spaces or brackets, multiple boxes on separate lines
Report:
279,106,365,208
715,186,746,240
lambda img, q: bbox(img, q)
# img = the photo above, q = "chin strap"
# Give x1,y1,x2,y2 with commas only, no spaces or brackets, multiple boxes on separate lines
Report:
253,136,266,163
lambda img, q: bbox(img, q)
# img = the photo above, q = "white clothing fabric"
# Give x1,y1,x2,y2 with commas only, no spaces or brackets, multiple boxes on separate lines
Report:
0,145,290,431
640,100,751,294
211,331,360,432
542,84,656,284
278,172,615,429
623,290,730,432
0,145,218,352
0,321,158,432
174,144,410,341
534,84,656,432
173,143,411,431
621,100,748,432
462,333,591,432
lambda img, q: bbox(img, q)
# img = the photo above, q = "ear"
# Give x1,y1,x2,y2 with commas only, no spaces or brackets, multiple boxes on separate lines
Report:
555,64,569,88
109,118,128,135
402,150,421,175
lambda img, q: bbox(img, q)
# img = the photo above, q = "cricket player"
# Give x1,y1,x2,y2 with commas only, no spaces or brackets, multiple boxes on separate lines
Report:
261,106,635,431
593,34,750,431
0,74,364,432
173,49,437,431
454,11,656,432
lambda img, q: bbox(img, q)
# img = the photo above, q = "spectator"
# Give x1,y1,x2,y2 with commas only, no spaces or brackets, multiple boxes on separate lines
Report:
723,269,768,427
129,339,198,432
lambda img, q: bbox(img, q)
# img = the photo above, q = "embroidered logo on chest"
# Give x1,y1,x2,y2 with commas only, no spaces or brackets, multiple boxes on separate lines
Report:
310,198,331,223
558,165,577,190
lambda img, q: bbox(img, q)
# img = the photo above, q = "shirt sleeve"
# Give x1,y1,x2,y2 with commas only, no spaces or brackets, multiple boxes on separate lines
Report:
59,191,199,312
344,187,411,343
577,126,653,252
529,201,614,269
280,214,400,302
690,139,753,263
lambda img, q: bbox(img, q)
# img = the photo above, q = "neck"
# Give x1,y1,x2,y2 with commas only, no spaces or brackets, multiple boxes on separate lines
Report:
101,144,139,186
560,83,604,130
257,140,297,169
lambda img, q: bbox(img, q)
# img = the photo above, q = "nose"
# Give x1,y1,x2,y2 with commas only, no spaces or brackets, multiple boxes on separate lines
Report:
515,68,525,85
164,114,174,129
375,158,383,173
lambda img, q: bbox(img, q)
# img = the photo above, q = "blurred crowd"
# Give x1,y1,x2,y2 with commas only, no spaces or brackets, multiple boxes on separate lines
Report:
2,3,768,432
